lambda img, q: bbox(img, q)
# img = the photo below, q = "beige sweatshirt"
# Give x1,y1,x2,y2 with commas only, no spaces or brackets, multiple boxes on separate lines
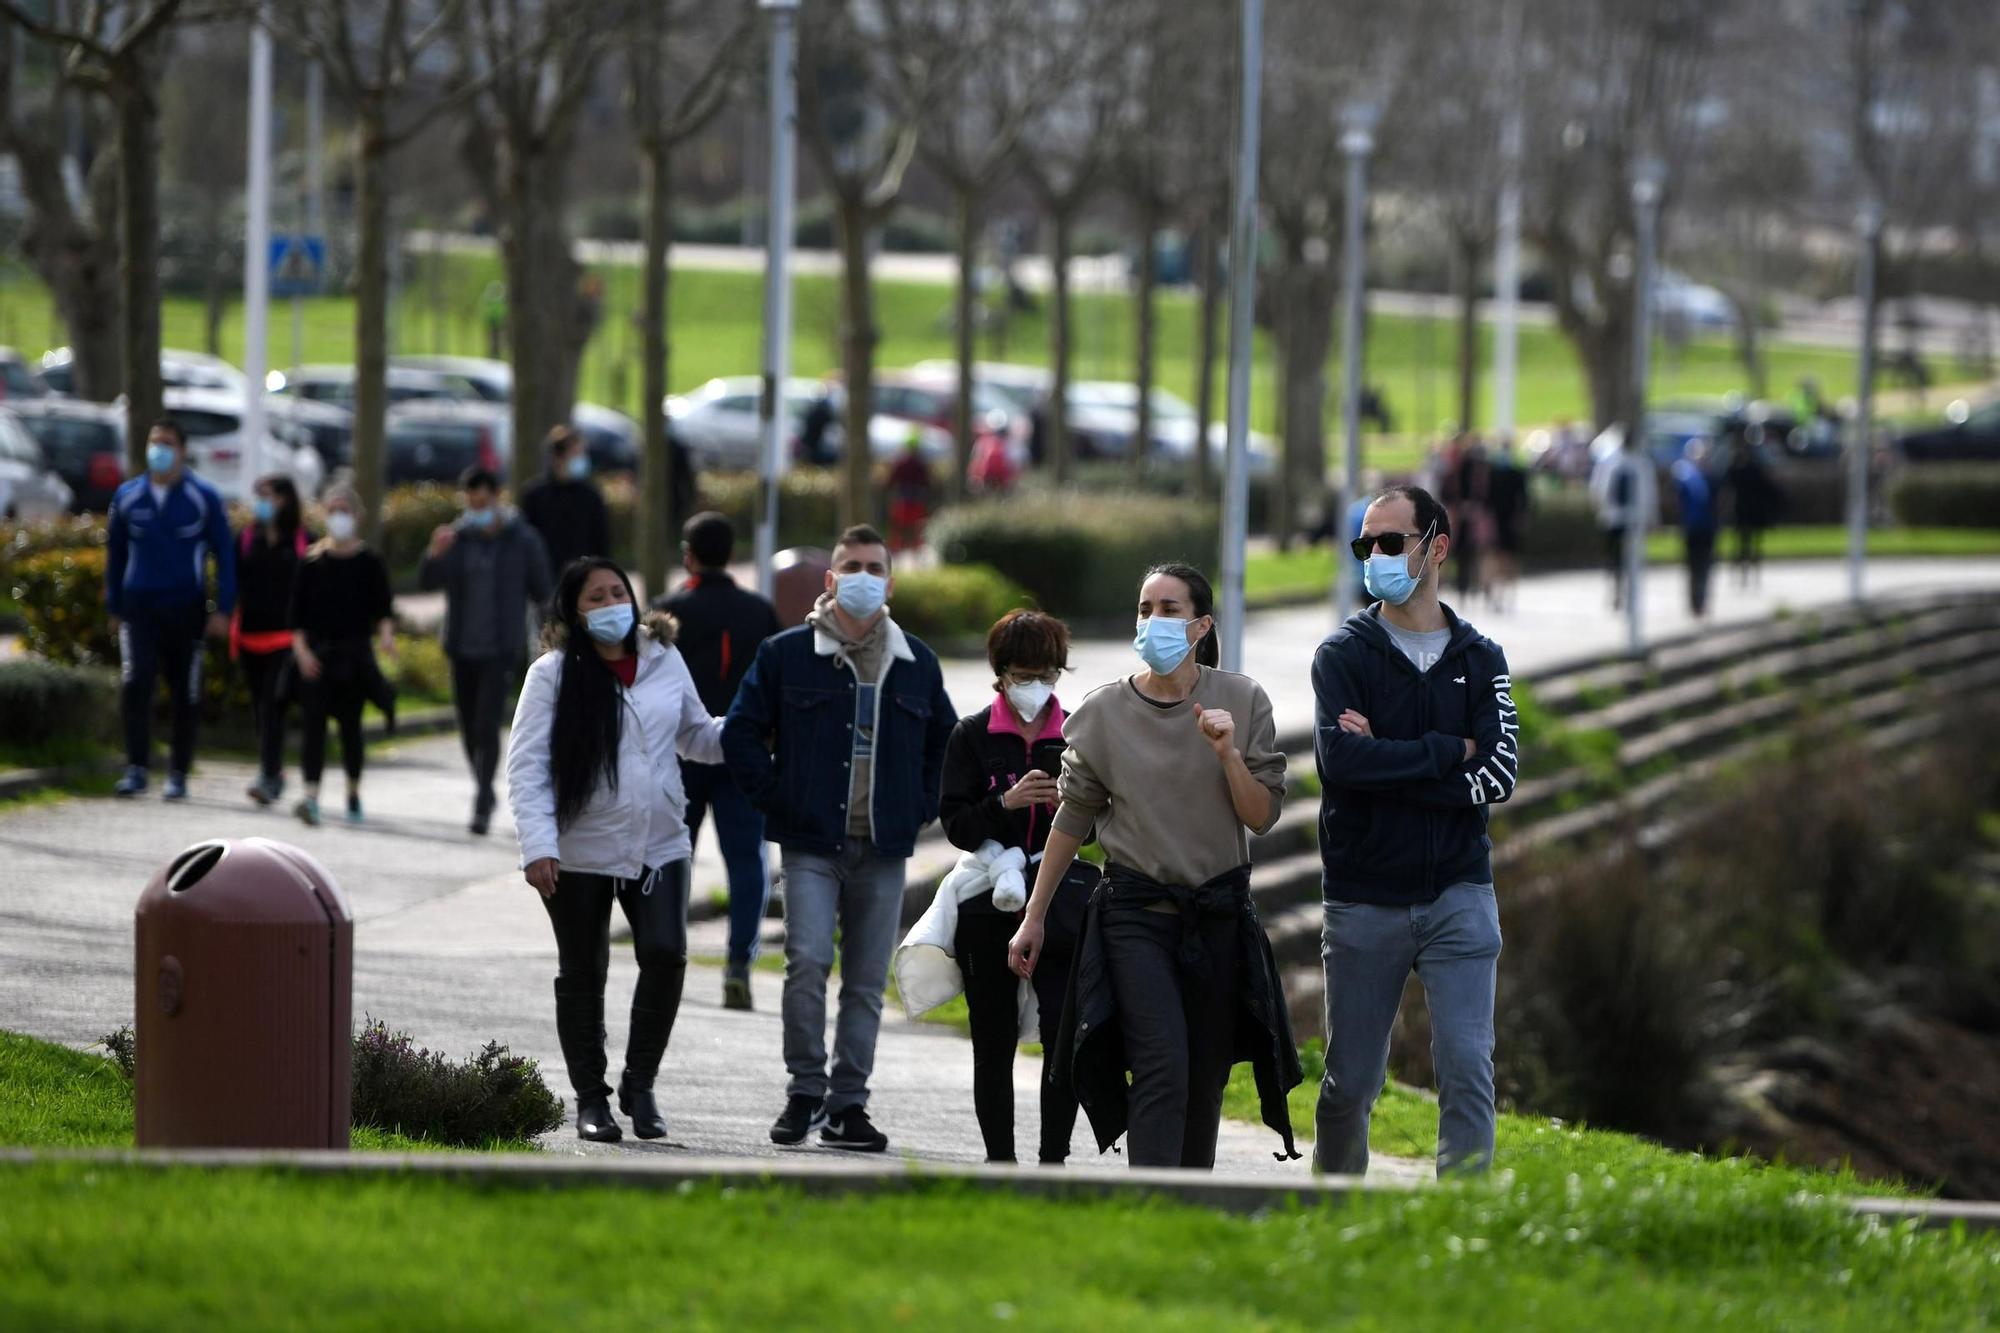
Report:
1051,665,1285,888
805,592,891,837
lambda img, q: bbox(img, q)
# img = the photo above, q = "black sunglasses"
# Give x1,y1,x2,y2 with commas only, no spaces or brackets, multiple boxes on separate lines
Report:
1350,522,1436,563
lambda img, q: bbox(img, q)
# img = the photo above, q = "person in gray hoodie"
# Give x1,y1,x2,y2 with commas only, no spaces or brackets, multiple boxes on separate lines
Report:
419,465,554,834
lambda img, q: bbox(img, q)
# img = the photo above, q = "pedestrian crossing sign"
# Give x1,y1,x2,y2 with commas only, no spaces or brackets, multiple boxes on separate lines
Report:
270,235,326,299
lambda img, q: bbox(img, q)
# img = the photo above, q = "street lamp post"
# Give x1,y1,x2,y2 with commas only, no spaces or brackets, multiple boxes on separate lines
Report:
1218,0,1264,672
1625,154,1665,657
755,0,800,601
241,15,274,484
1848,197,1884,604
1490,0,1524,443
1332,101,1377,618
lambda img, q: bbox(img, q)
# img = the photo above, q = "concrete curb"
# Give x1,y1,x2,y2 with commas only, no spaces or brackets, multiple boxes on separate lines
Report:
0,1146,1409,1214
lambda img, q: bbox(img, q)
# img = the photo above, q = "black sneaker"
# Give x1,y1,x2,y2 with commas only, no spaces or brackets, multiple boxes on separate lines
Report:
770,1095,828,1146
820,1106,888,1153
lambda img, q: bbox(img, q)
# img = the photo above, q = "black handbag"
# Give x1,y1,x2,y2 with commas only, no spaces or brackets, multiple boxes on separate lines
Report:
1043,857,1099,953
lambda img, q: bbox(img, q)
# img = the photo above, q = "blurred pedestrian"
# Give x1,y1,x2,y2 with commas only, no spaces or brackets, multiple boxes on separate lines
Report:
519,424,611,581
1444,435,1493,602
914,609,1092,1165
1672,440,1720,619
289,485,397,827
235,474,307,806
723,524,957,1154
887,432,934,553
1724,437,1781,588
654,512,782,1011
1008,564,1299,1170
507,557,726,1144
799,393,836,466
1589,441,1649,611
419,466,554,835
1484,437,1530,613
105,419,236,800
968,424,1018,496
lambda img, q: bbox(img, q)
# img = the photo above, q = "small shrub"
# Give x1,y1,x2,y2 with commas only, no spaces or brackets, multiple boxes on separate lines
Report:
349,1019,564,1147
1889,464,2000,528
1764,462,1850,526
0,513,108,585
387,633,452,704
930,491,1217,623
11,546,116,666
379,483,464,579
1516,489,1605,570
99,1025,136,1079
889,563,1033,648
696,467,849,551
0,658,116,748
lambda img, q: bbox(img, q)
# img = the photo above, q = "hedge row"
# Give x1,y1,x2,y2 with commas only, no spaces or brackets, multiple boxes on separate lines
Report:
0,658,116,749
1889,464,2000,528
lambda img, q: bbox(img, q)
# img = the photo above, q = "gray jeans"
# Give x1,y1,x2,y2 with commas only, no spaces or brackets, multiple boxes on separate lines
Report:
780,844,908,1113
1315,882,1501,1177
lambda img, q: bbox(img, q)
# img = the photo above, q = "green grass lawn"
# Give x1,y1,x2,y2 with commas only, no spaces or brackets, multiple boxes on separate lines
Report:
0,252,1870,450
5,1033,1997,1326
1243,526,2000,607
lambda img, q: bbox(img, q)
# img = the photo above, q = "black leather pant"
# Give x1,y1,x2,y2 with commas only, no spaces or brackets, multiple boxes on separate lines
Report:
542,861,690,1104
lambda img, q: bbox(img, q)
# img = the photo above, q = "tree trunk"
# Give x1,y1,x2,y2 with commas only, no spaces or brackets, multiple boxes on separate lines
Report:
1731,289,1766,400
1192,223,1220,503
1455,230,1480,435
203,210,226,357
835,197,878,528
352,124,391,543
115,86,164,470
501,152,584,495
1048,205,1074,485
1131,200,1158,477
951,185,977,503
1277,261,1335,553
638,137,676,598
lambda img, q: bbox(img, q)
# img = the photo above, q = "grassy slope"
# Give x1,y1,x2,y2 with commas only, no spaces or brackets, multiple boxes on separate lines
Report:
1242,527,2000,607
3,1031,1996,1327
0,256,1866,476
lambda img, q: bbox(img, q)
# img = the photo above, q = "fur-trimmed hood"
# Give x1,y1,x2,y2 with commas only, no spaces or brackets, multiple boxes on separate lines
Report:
540,608,678,654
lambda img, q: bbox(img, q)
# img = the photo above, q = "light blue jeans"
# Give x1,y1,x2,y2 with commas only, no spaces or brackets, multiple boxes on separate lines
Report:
1315,882,1501,1177
779,844,908,1113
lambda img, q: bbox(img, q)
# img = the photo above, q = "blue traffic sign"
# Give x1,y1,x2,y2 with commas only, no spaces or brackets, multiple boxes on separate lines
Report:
270,235,326,299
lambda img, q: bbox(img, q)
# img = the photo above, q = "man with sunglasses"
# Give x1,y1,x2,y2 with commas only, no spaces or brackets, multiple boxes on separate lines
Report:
1310,484,1519,1178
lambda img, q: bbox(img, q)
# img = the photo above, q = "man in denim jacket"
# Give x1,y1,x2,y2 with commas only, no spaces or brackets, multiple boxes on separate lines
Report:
723,524,955,1152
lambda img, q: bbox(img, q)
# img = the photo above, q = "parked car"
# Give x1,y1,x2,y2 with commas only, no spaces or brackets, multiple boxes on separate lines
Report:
393,354,511,403
10,398,126,512
1654,271,1736,330
571,402,642,475
666,376,831,471
1064,380,1277,476
265,394,356,472
161,386,325,502
0,407,75,519
869,369,1031,456
0,347,53,402
910,360,1051,415
1895,398,2000,463
39,346,248,397
268,363,475,407
385,400,510,487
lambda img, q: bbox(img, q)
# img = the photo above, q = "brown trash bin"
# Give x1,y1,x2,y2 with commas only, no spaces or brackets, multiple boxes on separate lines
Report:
134,838,353,1149
773,546,830,628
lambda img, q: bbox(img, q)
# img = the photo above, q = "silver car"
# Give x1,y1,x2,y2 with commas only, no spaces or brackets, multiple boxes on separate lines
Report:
0,408,76,520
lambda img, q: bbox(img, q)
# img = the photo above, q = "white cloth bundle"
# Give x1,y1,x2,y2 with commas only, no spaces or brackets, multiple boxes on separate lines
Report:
893,840,1040,1039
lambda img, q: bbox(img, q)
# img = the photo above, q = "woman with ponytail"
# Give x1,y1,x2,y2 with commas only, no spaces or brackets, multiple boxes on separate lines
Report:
1008,562,1302,1169
505,557,726,1143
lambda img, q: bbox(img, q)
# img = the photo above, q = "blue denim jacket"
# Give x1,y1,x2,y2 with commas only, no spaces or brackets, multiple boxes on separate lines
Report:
721,619,956,858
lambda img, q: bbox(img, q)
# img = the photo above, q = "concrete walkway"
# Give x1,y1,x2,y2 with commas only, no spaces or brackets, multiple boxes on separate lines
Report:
5,558,1997,1180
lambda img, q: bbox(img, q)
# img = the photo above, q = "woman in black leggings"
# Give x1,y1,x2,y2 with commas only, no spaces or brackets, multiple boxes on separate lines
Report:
937,610,1093,1164
506,557,727,1143
289,484,395,827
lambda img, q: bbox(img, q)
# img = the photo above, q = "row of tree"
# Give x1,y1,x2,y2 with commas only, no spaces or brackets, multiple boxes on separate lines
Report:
1,1,1996,580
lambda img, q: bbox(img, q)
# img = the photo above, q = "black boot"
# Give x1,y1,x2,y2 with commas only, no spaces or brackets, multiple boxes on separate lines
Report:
576,1095,622,1143
618,993,681,1141
553,982,616,1142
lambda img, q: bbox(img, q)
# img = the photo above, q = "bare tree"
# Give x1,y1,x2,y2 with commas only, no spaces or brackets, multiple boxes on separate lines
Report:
1015,0,1125,485
458,0,632,493
0,17,120,403
797,0,944,525
0,0,193,466
627,1,747,595
908,0,1035,502
271,0,486,539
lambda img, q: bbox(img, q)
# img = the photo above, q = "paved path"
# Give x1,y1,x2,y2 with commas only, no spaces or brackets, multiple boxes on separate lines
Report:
7,558,1997,1179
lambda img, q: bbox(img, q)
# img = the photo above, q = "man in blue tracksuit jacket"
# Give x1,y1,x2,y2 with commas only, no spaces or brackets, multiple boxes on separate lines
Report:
104,419,237,799
1312,484,1519,1178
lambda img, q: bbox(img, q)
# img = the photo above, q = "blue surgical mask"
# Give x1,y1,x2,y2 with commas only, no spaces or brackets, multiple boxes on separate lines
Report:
252,497,276,524
146,443,176,476
1133,616,1196,675
835,572,888,619
584,602,635,645
463,506,496,530
1362,526,1435,606
565,454,590,481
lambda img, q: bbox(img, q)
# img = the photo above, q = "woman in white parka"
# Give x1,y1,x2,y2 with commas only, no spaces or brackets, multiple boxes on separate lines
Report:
506,556,725,1145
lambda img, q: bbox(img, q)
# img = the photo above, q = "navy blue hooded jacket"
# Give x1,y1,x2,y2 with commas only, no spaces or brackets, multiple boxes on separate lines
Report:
104,472,236,618
1312,605,1519,905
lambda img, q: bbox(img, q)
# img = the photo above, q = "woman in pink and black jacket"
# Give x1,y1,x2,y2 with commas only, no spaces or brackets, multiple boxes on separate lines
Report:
937,610,1095,1164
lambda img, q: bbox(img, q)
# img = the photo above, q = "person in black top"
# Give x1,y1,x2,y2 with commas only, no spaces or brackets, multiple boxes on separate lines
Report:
235,474,307,806
519,424,612,581
937,609,1092,1165
289,483,397,828
653,511,782,1009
